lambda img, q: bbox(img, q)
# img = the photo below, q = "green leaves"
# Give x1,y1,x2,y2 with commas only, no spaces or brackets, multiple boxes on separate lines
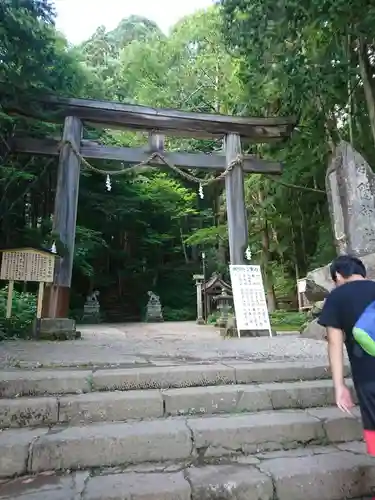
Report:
184,225,228,246
0,287,36,339
220,0,366,279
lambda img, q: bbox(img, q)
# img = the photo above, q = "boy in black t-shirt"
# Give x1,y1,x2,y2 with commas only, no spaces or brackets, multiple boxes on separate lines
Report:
319,255,375,457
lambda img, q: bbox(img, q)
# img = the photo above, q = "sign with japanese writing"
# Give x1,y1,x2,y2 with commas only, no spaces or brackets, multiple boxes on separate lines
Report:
297,278,306,293
0,248,55,283
229,265,271,336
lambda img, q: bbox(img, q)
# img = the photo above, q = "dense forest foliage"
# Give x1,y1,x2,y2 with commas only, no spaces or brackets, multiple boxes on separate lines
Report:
2,0,373,325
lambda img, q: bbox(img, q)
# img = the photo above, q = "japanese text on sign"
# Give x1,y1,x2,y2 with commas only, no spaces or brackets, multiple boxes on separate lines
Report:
229,265,271,335
0,250,55,283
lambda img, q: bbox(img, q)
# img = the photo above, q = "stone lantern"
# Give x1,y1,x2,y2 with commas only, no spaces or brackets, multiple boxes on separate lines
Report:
213,288,233,328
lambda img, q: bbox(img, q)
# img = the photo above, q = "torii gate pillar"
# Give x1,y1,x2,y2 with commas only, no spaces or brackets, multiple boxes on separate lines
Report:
225,133,248,265
42,116,82,318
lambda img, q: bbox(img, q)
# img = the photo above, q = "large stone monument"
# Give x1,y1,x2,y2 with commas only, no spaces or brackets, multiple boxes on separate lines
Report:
326,141,375,256
302,141,375,339
305,252,375,303
145,291,163,322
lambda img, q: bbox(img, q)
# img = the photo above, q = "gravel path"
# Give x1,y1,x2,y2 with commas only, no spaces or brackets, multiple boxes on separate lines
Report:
0,322,330,369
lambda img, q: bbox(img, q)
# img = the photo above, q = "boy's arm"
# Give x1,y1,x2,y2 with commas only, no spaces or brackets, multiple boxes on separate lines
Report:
326,325,353,413
326,327,345,389
318,293,346,388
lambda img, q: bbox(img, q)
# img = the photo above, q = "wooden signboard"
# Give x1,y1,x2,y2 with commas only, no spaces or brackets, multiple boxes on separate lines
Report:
297,278,312,311
0,248,56,320
0,248,55,283
229,264,272,337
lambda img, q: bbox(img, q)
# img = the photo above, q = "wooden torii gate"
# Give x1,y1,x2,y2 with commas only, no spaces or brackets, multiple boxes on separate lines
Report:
9,96,296,319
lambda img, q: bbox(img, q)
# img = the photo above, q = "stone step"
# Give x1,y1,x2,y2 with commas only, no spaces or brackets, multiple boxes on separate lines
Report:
0,361,347,398
1,442,374,500
0,406,363,478
0,379,355,428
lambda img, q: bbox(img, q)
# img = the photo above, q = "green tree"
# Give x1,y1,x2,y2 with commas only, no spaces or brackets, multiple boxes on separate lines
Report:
0,1,105,291
219,0,370,288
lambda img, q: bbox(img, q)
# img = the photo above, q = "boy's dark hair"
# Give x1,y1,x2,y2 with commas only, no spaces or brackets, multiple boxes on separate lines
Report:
330,255,366,282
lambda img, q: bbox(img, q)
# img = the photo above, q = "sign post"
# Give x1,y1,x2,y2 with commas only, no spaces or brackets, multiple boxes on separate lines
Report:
0,248,57,337
229,264,272,337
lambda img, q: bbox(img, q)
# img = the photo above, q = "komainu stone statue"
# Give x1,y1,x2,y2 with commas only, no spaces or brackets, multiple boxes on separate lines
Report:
145,291,163,322
82,290,100,323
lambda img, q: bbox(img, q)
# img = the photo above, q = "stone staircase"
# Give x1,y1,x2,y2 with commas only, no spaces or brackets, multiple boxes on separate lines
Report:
0,361,374,499
100,290,141,323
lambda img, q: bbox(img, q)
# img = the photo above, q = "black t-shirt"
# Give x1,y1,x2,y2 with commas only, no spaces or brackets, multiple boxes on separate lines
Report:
318,279,375,385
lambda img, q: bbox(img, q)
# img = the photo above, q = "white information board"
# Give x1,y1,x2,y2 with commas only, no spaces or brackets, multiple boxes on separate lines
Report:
229,264,272,337
297,278,306,293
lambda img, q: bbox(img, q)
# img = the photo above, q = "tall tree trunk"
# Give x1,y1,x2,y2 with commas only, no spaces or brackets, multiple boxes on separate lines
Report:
298,204,307,274
348,71,354,147
291,221,300,308
358,37,375,146
353,86,364,141
261,223,277,312
347,33,354,147
179,225,189,264
258,188,277,312
315,96,337,153
217,191,226,267
271,224,284,264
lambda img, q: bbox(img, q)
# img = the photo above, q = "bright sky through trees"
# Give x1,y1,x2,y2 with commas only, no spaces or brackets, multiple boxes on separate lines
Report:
55,0,215,43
